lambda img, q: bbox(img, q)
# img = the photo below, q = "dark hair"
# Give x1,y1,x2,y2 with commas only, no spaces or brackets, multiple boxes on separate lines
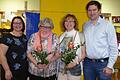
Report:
11,16,25,32
61,14,79,31
86,1,101,11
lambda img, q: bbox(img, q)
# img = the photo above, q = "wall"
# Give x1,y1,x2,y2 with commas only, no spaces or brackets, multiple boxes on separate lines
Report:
0,0,39,11
97,0,120,33
40,0,89,35
97,0,120,15
0,0,40,29
0,0,89,34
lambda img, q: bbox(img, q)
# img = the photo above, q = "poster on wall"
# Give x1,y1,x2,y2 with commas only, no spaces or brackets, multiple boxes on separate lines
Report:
112,16,120,23
101,13,111,21
25,12,40,39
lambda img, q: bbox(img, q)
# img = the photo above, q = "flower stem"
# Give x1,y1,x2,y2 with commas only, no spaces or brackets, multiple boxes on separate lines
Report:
62,64,67,74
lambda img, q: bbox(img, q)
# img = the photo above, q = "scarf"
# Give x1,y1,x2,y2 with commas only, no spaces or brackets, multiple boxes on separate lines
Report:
32,31,52,53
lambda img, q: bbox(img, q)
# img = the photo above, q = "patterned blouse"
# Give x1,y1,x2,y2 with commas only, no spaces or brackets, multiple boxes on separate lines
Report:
0,33,28,73
27,32,59,77
58,29,85,73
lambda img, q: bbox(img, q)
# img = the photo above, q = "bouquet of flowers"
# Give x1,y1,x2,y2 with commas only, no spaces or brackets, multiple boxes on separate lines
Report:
61,42,80,74
32,50,49,65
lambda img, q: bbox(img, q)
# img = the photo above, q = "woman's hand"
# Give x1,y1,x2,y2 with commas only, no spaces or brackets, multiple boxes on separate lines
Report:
46,52,61,63
5,70,13,80
37,64,49,69
66,62,76,69
46,53,54,62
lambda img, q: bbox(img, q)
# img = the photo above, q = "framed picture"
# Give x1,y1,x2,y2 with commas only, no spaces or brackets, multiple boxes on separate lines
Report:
112,16,120,23
101,13,111,21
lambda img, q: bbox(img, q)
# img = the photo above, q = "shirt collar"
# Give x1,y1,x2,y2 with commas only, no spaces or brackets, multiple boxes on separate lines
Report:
89,16,103,25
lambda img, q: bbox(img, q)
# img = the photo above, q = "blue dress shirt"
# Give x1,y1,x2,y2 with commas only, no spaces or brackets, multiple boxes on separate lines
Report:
83,17,118,69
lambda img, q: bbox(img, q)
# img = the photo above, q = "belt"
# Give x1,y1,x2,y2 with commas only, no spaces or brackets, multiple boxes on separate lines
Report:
85,57,109,62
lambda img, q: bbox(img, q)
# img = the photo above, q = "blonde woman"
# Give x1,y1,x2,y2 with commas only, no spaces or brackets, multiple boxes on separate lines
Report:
58,14,86,80
27,17,60,80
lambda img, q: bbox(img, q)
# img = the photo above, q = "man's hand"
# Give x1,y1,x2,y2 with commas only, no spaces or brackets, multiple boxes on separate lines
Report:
103,67,113,76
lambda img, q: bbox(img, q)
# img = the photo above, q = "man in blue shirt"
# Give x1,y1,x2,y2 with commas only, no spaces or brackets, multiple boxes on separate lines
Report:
83,1,118,80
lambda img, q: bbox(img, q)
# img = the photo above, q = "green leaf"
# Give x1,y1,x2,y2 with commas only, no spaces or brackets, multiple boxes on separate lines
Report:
61,45,79,65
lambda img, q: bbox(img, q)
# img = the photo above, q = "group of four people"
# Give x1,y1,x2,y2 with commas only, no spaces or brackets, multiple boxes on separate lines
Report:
0,1,118,80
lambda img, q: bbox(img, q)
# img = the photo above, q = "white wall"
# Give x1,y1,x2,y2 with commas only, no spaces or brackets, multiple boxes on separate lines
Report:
0,0,40,29
97,0,120,32
97,0,120,16
0,0,40,12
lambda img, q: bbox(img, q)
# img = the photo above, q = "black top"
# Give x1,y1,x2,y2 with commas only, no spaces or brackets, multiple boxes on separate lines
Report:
0,33,28,72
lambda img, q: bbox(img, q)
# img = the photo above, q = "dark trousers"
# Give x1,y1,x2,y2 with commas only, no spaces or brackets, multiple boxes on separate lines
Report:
1,65,28,80
83,57,112,80
1,65,5,80
29,73,57,80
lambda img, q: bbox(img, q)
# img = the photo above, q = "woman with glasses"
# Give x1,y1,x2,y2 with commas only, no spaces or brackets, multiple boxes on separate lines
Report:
27,17,60,80
0,16,28,80
58,14,86,80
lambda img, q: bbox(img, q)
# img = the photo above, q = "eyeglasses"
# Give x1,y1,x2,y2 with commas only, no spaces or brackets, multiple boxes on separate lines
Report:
13,22,22,25
65,20,75,23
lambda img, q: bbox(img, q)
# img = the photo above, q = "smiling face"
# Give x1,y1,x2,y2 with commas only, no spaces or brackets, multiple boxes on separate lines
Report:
39,26,52,38
64,17,75,31
12,18,23,32
87,5,101,21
